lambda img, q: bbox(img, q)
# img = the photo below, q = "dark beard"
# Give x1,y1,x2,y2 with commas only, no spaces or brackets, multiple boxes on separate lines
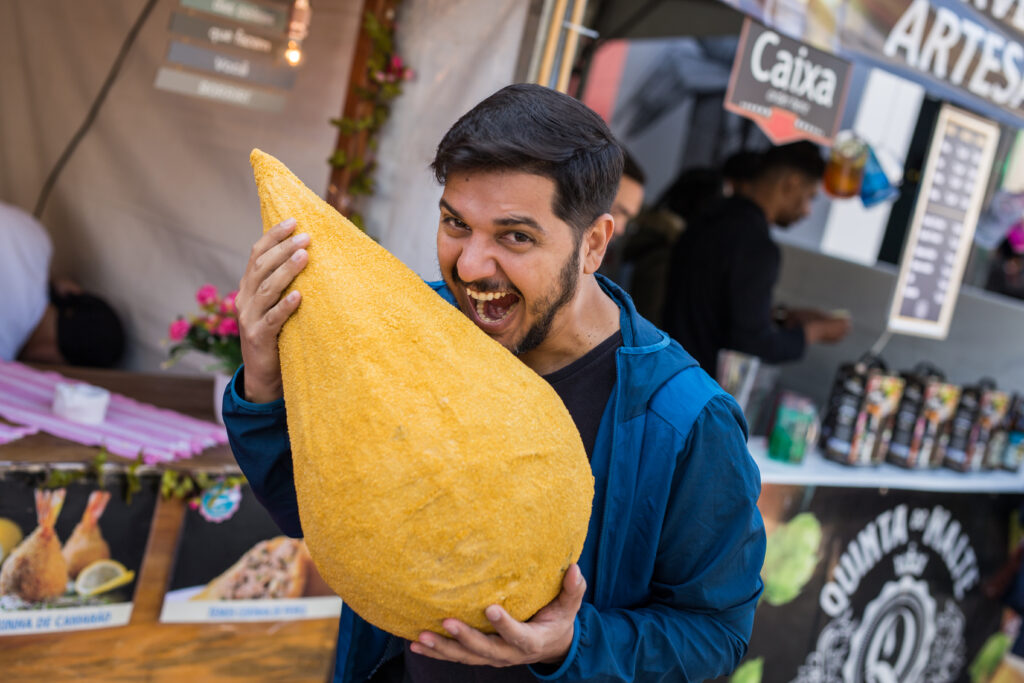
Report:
447,246,582,355
510,247,580,356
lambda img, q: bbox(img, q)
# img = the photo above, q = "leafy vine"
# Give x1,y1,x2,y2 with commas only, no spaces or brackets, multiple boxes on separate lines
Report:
328,8,414,230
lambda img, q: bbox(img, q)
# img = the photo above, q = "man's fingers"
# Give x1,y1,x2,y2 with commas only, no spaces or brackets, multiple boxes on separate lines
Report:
248,217,298,268
410,640,491,667
260,290,302,338
415,627,504,666
244,218,305,288
485,605,535,654
559,564,586,609
255,244,309,308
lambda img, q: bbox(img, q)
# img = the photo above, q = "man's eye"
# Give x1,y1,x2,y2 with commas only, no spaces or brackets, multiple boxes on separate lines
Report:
509,231,534,244
443,216,467,229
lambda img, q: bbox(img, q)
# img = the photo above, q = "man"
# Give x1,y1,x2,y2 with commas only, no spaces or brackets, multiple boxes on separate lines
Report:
662,141,851,376
0,200,125,366
609,151,645,239
598,150,645,287
224,84,765,682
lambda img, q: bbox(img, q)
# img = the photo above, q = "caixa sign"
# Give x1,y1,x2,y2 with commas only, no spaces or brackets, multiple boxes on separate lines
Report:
726,18,852,145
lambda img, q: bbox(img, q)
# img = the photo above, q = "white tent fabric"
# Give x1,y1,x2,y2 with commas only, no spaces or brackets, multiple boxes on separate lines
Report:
0,0,529,373
365,0,529,279
0,0,359,372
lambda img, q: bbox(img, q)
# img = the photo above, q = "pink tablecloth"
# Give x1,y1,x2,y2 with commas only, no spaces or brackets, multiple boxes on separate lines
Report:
0,421,39,446
0,361,228,463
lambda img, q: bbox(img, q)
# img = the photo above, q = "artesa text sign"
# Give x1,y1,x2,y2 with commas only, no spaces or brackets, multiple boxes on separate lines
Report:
725,18,852,146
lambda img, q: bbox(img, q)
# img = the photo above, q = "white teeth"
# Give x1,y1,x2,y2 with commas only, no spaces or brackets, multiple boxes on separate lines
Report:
475,299,497,322
467,289,510,302
474,297,517,323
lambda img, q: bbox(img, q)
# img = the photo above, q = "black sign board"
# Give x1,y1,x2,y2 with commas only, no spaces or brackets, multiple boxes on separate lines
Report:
725,18,852,146
168,12,285,56
713,484,1020,683
888,105,999,339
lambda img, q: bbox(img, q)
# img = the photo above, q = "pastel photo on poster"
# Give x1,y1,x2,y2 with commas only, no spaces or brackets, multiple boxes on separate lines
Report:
160,482,342,623
0,469,159,635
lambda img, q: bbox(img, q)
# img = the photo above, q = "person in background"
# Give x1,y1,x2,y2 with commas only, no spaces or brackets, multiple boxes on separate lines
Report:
609,150,646,240
985,221,1024,300
662,141,851,375
0,200,125,367
598,149,646,285
721,150,764,198
620,167,724,326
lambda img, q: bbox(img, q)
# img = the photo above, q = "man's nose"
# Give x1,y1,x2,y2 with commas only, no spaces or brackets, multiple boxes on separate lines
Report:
456,235,499,283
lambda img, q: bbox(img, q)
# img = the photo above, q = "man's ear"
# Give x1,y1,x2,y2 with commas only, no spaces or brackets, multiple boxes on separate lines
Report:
582,213,615,275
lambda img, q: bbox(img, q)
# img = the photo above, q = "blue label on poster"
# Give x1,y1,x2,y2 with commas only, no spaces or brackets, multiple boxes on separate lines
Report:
199,483,242,523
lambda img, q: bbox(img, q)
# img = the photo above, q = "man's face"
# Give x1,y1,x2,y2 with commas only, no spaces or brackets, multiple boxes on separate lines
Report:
609,176,644,238
437,171,584,355
775,173,820,228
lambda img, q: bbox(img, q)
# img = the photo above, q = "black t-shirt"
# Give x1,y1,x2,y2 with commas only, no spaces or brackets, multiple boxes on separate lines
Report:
392,331,622,683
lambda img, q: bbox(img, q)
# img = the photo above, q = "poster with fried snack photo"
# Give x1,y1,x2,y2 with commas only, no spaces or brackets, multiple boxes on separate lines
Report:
160,482,341,623
0,467,159,635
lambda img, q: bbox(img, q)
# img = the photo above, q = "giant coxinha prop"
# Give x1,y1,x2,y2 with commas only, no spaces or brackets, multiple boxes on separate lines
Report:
250,150,593,639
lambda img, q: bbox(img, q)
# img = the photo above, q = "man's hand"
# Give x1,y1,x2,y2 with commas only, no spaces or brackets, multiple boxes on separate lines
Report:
235,218,309,403
804,314,852,344
409,564,586,668
779,307,830,328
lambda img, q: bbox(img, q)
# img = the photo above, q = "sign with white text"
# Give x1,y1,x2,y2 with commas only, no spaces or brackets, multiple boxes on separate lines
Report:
168,12,286,56
725,18,852,145
718,0,1024,129
710,484,1019,682
154,67,287,112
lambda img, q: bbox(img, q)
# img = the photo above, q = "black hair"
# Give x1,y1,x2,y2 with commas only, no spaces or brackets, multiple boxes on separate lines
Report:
756,141,825,180
431,83,624,237
53,293,126,368
622,148,646,185
655,167,723,224
722,150,764,183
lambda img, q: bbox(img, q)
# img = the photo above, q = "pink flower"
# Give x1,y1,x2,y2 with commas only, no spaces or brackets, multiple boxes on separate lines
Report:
390,55,403,72
403,67,414,81
216,317,239,337
204,314,220,332
168,318,190,342
220,291,238,314
196,284,219,307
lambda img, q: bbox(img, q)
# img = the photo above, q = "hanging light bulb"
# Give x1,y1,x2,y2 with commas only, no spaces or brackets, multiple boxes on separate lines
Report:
285,0,311,68
285,39,303,66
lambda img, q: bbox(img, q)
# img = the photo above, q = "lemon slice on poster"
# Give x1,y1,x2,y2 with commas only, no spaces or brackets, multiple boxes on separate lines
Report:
74,559,136,597
0,517,23,562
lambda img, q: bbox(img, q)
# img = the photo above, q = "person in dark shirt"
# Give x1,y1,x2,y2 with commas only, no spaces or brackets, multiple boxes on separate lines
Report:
662,142,851,375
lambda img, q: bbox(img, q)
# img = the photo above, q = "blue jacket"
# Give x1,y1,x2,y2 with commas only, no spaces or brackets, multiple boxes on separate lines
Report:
223,275,766,682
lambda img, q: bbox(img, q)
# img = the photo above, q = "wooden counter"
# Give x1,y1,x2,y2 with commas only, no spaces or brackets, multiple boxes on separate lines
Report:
0,366,338,682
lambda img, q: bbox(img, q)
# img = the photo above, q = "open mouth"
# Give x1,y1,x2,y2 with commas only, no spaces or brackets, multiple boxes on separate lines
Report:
466,287,520,325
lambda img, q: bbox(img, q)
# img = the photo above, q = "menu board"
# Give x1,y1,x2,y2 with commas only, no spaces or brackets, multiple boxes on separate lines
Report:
154,0,301,112
887,105,1000,339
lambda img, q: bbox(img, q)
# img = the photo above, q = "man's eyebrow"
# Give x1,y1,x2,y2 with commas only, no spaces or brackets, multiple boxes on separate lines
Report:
440,199,546,234
494,214,545,233
439,199,464,220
